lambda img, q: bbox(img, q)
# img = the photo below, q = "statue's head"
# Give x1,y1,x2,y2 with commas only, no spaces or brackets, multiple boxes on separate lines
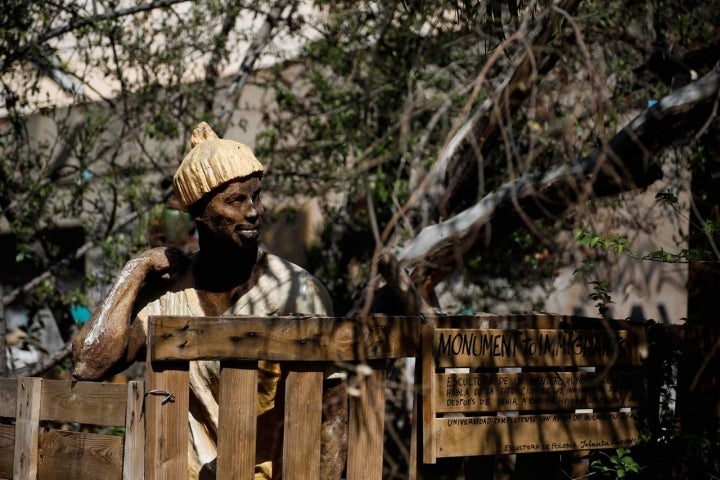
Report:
173,122,264,212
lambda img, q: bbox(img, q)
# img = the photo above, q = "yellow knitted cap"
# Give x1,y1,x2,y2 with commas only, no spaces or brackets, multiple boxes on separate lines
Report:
173,122,264,210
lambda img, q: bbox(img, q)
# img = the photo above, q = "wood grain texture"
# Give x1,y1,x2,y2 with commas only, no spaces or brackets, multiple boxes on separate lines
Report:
145,358,189,480
0,424,15,478
347,365,385,480
149,315,421,362
37,429,123,480
39,379,128,426
421,319,648,462
217,361,258,480
421,325,437,464
14,377,41,479
435,412,639,457
282,368,323,480
123,380,145,480
435,371,645,413
0,378,17,418
433,328,644,368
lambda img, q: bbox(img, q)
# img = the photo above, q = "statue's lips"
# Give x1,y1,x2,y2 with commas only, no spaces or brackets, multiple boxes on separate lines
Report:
236,227,260,239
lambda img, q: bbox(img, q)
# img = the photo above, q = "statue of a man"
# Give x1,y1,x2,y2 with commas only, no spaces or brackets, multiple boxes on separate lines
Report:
72,122,347,479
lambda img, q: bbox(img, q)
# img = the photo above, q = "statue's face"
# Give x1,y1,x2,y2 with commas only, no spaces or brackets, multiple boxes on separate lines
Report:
196,175,264,250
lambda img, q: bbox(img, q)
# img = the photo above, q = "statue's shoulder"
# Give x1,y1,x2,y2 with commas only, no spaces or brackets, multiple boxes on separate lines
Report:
262,251,313,278
261,252,333,315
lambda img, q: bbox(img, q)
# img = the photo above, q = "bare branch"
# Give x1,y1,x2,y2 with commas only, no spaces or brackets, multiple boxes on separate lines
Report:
398,62,720,288
2,0,192,72
215,0,294,136
419,0,582,221
2,186,174,307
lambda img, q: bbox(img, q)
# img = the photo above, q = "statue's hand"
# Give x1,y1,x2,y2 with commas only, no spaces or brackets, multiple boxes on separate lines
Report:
136,246,189,282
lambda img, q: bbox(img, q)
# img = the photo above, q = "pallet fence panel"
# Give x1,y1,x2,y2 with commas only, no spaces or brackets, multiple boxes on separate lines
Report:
37,429,124,480
14,376,42,479
145,357,190,480
283,368,323,480
123,380,146,480
147,314,422,479
0,378,17,417
421,324,437,464
39,379,128,426
0,378,17,478
217,361,258,480
347,364,386,480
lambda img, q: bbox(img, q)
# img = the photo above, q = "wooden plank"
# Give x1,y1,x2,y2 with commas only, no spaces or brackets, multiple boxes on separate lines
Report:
150,315,421,362
282,368,323,480
145,358,189,480
347,364,385,480
14,377,42,479
0,424,14,478
434,328,644,368
435,411,639,457
123,380,145,480
40,379,128,426
436,371,645,413
217,361,258,480
0,378,17,418
421,325,437,464
37,429,123,480
432,314,644,331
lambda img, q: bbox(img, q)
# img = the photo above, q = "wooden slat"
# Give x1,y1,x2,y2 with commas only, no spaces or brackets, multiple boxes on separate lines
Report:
0,424,14,478
150,315,421,362
37,429,123,480
432,314,644,331
436,371,645,413
434,328,644,368
421,325,437,464
14,377,41,479
40,379,128,426
123,380,145,480
217,361,258,480
282,368,323,480
347,365,385,480
0,378,17,418
434,411,639,457
146,359,189,480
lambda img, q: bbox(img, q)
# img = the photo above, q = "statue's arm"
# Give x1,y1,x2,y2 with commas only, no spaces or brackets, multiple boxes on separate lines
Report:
72,247,186,380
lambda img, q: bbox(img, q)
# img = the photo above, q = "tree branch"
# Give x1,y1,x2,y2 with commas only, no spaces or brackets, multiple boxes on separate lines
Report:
2,186,174,307
419,0,581,222
2,0,192,72
397,61,720,290
215,0,294,136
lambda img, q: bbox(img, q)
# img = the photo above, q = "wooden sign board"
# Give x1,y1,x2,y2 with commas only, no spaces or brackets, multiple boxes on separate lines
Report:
434,328,643,368
435,411,638,457
436,371,644,413
421,320,647,463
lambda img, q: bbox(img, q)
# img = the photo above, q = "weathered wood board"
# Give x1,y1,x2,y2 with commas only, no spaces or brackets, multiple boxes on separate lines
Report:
421,320,648,463
434,328,644,368
436,371,644,412
150,315,421,362
435,411,638,457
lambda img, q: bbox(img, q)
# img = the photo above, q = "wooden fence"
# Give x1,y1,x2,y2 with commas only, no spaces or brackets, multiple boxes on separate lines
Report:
2,314,716,479
0,377,144,480
145,314,421,480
